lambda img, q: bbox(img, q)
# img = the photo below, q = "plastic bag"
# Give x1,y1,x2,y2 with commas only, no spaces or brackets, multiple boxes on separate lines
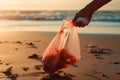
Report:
42,18,81,73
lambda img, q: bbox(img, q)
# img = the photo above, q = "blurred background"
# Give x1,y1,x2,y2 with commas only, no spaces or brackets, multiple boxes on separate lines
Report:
0,0,120,33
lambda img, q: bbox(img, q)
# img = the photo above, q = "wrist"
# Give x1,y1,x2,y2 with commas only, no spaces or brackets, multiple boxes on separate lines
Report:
79,8,94,18
81,7,95,15
83,0,112,13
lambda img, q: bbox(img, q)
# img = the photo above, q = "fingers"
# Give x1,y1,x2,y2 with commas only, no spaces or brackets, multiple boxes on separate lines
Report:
73,10,92,27
73,12,87,27
74,21,86,27
73,16,89,27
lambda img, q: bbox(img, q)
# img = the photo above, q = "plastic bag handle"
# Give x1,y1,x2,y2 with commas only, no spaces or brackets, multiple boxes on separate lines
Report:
61,18,74,30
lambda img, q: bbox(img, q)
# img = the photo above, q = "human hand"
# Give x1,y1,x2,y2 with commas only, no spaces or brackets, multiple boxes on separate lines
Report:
73,9,94,27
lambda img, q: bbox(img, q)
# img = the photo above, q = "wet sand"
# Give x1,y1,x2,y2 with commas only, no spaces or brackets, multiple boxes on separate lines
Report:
0,31,120,80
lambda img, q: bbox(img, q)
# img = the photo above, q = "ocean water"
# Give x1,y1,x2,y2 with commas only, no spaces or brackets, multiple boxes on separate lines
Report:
0,10,120,34
0,20,120,27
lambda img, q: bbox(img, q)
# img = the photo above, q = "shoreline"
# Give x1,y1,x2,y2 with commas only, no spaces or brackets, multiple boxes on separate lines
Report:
0,25,120,34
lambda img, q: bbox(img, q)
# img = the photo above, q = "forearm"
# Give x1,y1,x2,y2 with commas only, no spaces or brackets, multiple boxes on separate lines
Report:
84,0,112,13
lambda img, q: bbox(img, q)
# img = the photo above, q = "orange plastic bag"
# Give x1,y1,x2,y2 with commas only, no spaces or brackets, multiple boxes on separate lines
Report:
42,18,81,73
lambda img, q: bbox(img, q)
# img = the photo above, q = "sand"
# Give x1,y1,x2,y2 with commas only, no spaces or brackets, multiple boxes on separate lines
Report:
0,31,120,80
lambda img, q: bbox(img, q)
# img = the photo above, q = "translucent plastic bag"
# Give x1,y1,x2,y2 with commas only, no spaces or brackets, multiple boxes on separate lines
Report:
42,18,81,73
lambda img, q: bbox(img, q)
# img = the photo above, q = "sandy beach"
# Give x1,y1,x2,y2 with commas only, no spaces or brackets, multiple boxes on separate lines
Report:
0,31,120,80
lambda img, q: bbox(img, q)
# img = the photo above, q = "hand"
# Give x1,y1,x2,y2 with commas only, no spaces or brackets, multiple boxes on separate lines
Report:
73,9,93,27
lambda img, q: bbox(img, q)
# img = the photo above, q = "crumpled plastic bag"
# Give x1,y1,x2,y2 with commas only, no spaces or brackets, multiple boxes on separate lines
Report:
42,18,81,73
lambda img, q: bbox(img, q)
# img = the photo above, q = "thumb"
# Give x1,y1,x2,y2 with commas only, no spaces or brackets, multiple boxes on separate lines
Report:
73,12,79,22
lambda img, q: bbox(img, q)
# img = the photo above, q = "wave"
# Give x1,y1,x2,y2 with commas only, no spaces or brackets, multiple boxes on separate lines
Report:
0,10,120,22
